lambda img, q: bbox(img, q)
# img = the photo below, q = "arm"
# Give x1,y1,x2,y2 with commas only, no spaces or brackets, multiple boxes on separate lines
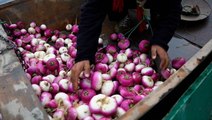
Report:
147,0,182,70
150,0,182,50
75,0,108,64
71,0,108,90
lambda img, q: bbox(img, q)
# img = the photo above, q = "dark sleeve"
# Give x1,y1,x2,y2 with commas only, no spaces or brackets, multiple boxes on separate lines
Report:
75,0,108,64
149,0,182,51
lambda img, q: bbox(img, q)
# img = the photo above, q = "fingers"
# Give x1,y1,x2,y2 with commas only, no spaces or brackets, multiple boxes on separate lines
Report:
158,50,169,70
84,61,90,78
151,45,169,70
159,56,169,70
151,46,157,60
70,60,90,91
71,64,82,91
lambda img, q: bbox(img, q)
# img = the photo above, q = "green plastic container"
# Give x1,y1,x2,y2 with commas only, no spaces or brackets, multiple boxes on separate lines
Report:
163,63,212,120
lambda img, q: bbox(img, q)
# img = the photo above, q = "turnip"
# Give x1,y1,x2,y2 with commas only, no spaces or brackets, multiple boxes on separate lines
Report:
142,75,154,88
46,99,58,108
106,44,117,55
58,79,70,92
55,38,65,49
117,33,125,40
8,23,17,29
91,71,103,91
92,114,104,120
119,86,136,99
46,58,59,72
28,27,36,34
21,29,27,34
43,54,56,63
89,94,106,114
80,78,92,89
120,99,134,111
106,53,113,64
95,63,109,73
172,57,186,69
66,24,73,31
32,84,41,96
42,74,55,83
161,68,172,79
110,33,118,41
76,104,91,120
30,22,36,27
101,80,114,96
59,47,68,54
118,39,130,50
109,67,117,79
141,67,154,76
72,24,79,33
31,75,42,84
117,73,133,87
124,62,135,72
61,53,71,62
138,40,150,53
84,116,94,120
66,107,78,120
117,53,127,63
95,53,109,64
133,94,145,104
139,53,147,63
125,48,133,58
40,92,52,106
51,35,57,42
111,94,123,105
39,80,51,91
54,92,69,103
90,94,117,116
50,83,59,94
40,24,47,30
115,107,126,118
80,88,96,104
98,37,103,45
53,109,65,120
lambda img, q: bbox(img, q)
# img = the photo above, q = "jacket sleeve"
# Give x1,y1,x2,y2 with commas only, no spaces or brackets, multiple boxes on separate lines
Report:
75,0,108,64
149,0,182,51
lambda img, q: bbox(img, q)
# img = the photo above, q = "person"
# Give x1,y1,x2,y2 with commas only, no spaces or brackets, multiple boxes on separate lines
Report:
71,0,182,90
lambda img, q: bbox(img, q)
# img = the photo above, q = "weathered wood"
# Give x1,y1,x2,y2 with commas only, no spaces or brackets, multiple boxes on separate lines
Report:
0,0,84,30
118,39,212,120
0,25,49,120
1,1,211,120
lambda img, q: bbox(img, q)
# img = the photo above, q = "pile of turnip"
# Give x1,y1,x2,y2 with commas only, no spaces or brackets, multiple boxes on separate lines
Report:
4,21,186,120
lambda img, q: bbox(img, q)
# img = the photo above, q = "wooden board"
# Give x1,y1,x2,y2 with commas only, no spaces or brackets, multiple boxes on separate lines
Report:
118,39,212,120
0,0,115,35
0,0,83,30
0,1,211,120
0,25,49,120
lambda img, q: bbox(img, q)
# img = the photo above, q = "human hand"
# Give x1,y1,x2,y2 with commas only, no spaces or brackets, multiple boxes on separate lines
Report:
71,60,90,91
151,45,169,70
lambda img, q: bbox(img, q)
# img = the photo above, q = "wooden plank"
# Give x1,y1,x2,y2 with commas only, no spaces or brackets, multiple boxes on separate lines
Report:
0,0,115,34
0,0,83,30
0,25,49,120
118,39,212,120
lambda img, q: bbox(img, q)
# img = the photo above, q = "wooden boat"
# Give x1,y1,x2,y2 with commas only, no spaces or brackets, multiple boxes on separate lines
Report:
0,0,211,120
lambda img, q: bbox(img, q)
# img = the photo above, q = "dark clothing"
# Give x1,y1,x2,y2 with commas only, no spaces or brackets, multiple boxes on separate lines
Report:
75,0,182,64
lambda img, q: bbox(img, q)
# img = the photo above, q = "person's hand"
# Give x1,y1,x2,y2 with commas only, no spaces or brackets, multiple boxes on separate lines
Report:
71,60,90,91
151,45,169,70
